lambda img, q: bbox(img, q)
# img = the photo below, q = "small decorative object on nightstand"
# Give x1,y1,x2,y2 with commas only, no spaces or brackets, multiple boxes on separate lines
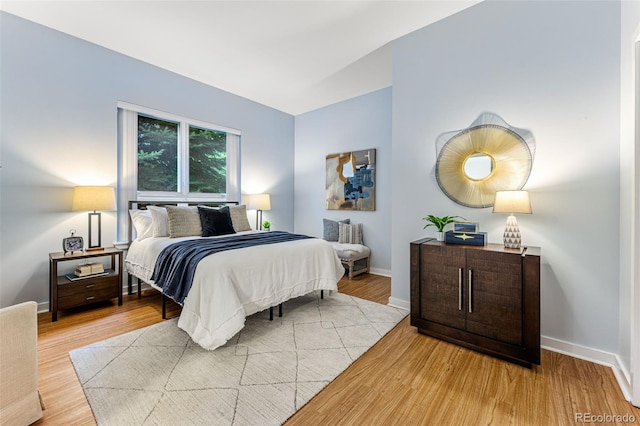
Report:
62,229,84,254
49,247,123,321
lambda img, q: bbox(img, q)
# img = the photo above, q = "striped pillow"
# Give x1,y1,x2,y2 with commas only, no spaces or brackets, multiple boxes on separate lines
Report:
338,222,363,245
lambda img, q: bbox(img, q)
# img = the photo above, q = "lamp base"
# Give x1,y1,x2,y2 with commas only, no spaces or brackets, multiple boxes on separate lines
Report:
503,215,522,249
86,246,105,252
256,209,263,231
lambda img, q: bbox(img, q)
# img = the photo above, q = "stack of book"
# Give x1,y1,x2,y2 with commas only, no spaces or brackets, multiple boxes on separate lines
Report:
66,262,108,281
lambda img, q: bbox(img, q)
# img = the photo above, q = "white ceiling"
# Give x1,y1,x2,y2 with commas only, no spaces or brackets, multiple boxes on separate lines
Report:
1,1,480,115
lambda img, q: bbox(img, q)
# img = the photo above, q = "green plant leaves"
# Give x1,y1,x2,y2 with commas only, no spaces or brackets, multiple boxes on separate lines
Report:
422,215,466,232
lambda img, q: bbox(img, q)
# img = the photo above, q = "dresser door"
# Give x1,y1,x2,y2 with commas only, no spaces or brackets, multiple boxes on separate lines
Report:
465,249,522,346
420,244,466,330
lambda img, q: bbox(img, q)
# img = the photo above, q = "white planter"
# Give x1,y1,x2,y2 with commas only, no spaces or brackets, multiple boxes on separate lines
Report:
436,231,445,241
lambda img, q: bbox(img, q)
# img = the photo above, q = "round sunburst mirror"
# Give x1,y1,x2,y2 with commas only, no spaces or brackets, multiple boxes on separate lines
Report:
435,113,535,208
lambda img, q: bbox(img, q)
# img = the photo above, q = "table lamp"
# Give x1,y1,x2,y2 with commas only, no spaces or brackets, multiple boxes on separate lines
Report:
247,193,271,230
492,190,532,249
72,186,116,250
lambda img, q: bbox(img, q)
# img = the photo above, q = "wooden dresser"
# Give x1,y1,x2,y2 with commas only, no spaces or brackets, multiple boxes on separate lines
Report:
410,238,540,367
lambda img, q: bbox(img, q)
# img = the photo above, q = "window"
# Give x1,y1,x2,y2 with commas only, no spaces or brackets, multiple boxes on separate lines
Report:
137,115,179,192
117,102,241,240
118,102,240,201
188,125,227,194
135,116,231,196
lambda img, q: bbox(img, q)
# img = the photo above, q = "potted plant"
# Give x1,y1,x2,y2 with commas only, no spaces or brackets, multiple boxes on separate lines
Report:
422,215,466,241
262,221,271,231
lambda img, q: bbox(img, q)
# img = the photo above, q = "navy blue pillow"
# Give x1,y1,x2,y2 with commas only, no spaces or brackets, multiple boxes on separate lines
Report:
198,206,236,237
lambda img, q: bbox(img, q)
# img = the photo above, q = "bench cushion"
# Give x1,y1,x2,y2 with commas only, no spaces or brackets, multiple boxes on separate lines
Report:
331,242,370,260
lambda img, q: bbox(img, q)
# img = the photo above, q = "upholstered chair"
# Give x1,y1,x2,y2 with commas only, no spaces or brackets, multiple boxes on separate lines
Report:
0,301,44,425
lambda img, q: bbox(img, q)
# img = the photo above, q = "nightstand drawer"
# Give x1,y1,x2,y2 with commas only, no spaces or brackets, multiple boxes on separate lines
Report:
58,278,119,309
58,275,118,297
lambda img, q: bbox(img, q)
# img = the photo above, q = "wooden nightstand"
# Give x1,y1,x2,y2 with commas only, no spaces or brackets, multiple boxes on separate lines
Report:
49,248,123,321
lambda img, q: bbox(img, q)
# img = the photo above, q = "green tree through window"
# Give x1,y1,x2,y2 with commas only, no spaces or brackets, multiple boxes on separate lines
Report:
137,116,230,196
189,126,226,194
121,103,240,207
138,116,178,192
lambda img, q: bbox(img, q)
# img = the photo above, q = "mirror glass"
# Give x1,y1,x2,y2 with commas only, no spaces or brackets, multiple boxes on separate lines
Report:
463,154,493,180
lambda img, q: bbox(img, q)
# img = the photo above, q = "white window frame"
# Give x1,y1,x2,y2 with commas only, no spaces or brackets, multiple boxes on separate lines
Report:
117,101,241,241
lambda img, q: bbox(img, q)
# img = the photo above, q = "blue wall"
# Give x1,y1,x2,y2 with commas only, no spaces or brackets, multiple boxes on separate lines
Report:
294,88,392,275
391,0,622,353
0,12,294,308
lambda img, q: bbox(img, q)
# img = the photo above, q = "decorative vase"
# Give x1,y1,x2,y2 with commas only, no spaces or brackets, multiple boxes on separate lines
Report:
436,231,445,241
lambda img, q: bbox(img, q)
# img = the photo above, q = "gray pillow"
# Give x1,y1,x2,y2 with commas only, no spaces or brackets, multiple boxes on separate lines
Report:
228,204,252,232
323,218,350,241
166,206,202,238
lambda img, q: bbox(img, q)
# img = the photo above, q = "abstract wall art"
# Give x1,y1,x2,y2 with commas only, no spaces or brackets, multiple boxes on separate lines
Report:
326,149,376,211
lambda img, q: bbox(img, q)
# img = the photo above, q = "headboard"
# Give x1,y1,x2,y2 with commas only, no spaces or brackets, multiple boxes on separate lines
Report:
127,200,239,244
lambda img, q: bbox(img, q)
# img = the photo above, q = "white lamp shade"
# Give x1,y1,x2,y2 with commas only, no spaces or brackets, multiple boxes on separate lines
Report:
492,190,532,214
247,193,271,211
72,186,116,211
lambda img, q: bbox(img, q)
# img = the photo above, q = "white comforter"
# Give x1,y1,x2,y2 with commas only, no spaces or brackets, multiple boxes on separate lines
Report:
125,231,344,349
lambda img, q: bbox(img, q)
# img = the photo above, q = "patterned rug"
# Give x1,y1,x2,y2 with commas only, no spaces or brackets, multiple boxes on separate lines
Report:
69,292,408,425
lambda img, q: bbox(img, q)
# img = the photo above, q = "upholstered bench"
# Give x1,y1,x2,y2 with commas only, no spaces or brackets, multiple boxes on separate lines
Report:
331,242,371,279
323,218,371,279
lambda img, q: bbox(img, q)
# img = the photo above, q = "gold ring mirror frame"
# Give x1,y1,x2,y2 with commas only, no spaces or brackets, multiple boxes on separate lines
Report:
435,113,535,208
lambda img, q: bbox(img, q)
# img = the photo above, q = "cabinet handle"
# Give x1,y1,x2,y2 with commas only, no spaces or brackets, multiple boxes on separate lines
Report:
468,270,473,313
458,268,463,311
86,296,95,301
85,284,94,289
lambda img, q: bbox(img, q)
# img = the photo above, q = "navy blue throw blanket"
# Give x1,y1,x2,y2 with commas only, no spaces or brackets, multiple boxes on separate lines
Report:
151,231,313,305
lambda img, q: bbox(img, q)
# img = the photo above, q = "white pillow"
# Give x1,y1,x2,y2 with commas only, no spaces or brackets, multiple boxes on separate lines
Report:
129,209,153,241
147,205,169,237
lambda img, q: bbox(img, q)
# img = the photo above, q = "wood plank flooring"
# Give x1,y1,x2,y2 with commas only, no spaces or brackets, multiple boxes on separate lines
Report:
34,274,639,425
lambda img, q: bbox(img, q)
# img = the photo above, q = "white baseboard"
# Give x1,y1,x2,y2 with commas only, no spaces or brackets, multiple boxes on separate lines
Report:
388,297,410,310
369,267,391,277
541,336,632,401
37,301,49,314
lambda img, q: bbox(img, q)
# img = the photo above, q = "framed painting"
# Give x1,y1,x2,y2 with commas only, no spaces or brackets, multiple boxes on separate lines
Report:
326,148,376,211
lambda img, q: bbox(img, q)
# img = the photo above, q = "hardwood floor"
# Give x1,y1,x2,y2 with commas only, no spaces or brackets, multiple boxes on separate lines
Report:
34,274,639,425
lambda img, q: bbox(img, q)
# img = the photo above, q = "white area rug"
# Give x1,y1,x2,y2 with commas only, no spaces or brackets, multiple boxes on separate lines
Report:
69,292,407,425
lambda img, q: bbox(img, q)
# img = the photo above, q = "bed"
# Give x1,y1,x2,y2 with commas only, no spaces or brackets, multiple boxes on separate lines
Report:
125,200,345,350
